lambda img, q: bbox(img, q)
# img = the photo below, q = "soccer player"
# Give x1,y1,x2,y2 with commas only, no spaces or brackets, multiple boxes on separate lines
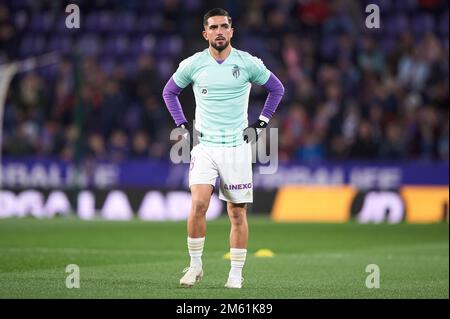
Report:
162,8,284,289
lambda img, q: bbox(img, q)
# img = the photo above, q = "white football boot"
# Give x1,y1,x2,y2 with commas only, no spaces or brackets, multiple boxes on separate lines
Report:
179,266,203,287
224,276,244,289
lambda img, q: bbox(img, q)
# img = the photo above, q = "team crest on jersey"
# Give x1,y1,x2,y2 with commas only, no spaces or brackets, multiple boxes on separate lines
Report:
232,65,240,79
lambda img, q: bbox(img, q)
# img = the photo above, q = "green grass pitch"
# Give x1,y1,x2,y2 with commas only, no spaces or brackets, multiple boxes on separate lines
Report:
0,216,447,298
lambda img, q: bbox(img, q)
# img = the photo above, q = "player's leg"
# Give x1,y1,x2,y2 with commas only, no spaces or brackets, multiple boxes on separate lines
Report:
225,202,248,289
187,184,213,264
180,184,213,287
228,202,248,248
216,142,253,288
180,144,217,287
188,184,214,238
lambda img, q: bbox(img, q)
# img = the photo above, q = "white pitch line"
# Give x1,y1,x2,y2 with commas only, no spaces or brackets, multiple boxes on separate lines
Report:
0,247,185,256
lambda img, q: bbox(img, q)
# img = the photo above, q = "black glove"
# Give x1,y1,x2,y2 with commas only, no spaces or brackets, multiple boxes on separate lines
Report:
177,122,192,148
243,119,268,143
178,122,202,149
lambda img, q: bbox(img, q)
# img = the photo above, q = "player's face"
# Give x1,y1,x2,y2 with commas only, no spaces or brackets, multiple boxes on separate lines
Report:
203,16,233,52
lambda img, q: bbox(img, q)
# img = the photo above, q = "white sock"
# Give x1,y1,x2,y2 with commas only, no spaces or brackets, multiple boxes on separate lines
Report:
188,237,205,268
229,248,247,279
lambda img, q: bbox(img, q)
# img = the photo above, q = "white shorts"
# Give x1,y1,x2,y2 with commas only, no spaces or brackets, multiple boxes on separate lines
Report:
189,142,253,203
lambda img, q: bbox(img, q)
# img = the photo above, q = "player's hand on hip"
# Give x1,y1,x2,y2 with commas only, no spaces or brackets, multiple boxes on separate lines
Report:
178,122,193,149
243,119,268,143
178,122,201,150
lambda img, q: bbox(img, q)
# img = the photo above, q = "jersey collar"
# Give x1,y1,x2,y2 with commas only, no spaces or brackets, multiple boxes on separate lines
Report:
207,46,234,64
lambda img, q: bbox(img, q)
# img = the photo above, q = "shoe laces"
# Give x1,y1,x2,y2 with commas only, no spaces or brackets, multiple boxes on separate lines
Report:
228,276,244,283
182,266,200,273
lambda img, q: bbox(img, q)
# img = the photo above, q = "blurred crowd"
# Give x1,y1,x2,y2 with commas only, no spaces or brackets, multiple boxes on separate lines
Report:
0,0,448,163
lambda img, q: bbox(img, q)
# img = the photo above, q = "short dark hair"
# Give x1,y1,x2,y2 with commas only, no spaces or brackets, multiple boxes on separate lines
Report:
203,8,232,26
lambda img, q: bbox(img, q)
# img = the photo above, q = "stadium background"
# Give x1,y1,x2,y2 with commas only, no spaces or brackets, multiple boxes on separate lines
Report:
0,0,448,299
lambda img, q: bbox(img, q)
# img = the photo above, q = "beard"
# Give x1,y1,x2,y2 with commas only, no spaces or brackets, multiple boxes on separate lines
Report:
211,39,230,52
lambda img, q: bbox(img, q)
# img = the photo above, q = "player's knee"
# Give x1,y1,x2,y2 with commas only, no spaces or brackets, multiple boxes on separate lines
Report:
228,209,246,226
191,199,209,216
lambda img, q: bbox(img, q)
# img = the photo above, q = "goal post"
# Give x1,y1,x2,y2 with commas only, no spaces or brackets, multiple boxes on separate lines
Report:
0,52,60,189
